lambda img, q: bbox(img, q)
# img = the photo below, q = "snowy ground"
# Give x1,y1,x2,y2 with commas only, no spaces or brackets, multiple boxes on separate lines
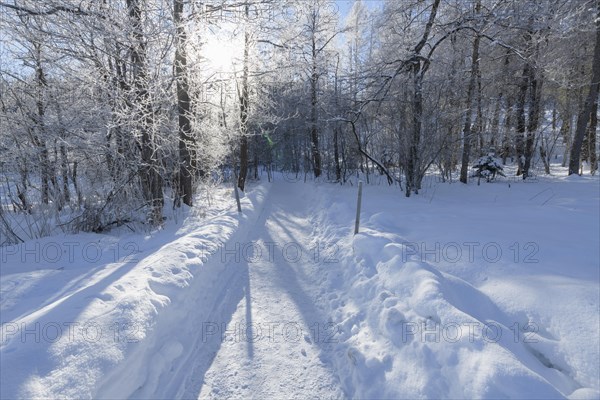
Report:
1,168,599,399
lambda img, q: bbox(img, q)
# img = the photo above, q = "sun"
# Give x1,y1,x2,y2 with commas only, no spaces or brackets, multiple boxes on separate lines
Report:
203,35,240,73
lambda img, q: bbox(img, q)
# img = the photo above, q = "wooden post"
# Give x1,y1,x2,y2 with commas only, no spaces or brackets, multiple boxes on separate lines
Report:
354,181,363,235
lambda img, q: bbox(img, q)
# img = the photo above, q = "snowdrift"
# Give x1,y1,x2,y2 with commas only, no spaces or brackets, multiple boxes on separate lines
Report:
307,176,599,399
0,183,270,399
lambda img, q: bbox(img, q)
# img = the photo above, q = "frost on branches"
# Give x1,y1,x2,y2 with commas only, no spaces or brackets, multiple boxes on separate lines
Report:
472,154,506,182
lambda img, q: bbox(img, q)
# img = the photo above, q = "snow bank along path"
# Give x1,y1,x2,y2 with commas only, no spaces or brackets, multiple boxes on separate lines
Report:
306,176,599,399
1,184,271,399
1,174,599,399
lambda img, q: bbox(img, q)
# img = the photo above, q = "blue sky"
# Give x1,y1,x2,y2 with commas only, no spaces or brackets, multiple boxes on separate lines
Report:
336,0,384,18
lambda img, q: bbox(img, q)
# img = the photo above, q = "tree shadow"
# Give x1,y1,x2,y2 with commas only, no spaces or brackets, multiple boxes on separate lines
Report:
169,238,254,399
258,210,345,384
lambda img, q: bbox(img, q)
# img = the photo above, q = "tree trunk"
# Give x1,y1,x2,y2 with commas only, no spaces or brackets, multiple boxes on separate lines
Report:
53,94,70,205
60,143,70,204
72,161,82,207
334,126,341,182
502,98,512,164
310,9,321,178
33,44,50,205
561,115,571,167
540,145,550,174
238,4,250,191
523,70,542,178
238,138,248,189
490,94,502,151
588,89,599,175
459,31,481,184
128,0,163,224
174,0,195,206
569,1,600,175
515,63,530,176
406,65,421,196
310,25,322,178
333,55,342,183
476,59,484,155
17,159,30,213
253,134,259,180
405,0,441,196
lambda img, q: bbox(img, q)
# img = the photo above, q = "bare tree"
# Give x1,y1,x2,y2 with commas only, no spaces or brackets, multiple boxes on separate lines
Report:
174,0,196,206
459,0,482,184
569,0,600,176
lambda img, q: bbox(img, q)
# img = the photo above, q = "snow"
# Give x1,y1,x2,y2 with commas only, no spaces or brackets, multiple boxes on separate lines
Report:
1,184,269,399
472,154,506,180
1,169,599,399
190,183,344,399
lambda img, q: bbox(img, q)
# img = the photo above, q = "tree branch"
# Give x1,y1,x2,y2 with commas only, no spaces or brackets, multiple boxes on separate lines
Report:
0,1,92,16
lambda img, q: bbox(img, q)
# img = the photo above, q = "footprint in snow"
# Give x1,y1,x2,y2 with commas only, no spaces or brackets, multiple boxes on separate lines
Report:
301,349,307,357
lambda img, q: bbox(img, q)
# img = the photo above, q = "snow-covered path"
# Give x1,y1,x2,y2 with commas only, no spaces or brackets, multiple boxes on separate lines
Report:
180,183,344,399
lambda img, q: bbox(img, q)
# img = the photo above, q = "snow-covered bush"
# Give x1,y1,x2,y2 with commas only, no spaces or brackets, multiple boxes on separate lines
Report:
472,154,506,182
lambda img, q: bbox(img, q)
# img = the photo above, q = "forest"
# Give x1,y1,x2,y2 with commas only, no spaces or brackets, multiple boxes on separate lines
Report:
0,0,598,241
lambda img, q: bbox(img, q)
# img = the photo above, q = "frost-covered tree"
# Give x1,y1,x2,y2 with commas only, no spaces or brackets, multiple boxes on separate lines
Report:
472,153,506,182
